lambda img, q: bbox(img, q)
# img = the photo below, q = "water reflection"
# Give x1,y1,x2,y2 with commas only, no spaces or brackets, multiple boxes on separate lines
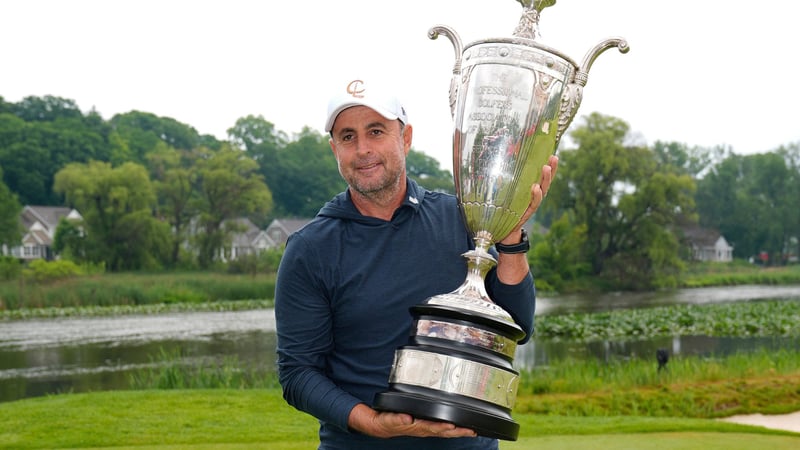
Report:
2,285,800,403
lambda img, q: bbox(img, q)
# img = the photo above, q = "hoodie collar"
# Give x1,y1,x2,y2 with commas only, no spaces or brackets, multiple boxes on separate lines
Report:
318,178,427,223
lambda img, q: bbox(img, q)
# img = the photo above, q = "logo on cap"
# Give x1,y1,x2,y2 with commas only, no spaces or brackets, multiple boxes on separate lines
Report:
346,80,366,98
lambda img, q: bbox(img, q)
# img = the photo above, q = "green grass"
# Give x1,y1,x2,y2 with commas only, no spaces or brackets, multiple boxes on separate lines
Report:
520,349,800,394
681,261,800,287
0,390,797,450
0,271,276,311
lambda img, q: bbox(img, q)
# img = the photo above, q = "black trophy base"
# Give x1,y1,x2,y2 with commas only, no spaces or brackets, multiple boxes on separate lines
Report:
374,388,519,441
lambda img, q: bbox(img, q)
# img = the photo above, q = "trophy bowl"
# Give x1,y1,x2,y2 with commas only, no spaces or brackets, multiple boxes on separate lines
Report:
374,0,628,440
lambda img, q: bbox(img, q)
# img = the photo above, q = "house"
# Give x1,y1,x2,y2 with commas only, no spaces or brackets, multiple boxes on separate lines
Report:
265,218,312,249
5,206,83,260
219,218,275,261
681,225,734,262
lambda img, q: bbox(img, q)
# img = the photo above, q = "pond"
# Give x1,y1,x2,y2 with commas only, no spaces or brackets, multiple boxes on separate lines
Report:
2,285,800,403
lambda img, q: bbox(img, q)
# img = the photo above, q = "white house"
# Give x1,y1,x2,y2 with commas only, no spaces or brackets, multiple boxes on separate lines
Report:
682,226,734,262
4,206,82,260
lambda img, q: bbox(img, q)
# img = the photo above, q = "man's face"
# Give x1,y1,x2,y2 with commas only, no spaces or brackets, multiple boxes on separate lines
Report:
329,106,411,198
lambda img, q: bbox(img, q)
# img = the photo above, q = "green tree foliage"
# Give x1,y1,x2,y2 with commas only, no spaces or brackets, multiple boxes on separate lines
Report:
10,95,83,122
52,216,87,262
529,213,589,292
0,167,23,248
651,141,729,178
147,143,199,266
406,149,454,194
548,113,696,289
0,97,113,205
696,146,800,264
110,111,210,163
53,161,171,270
271,127,344,218
227,115,287,190
0,96,10,114
192,145,273,268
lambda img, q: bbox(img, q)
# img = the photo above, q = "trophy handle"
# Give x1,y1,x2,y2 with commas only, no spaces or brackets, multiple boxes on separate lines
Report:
428,25,463,119
555,37,630,146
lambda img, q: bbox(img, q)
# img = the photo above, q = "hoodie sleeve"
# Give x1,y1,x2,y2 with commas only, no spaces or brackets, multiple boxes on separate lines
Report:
486,268,536,344
274,232,362,432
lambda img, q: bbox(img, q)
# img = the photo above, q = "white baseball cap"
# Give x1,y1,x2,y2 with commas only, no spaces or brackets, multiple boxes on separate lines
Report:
325,79,408,132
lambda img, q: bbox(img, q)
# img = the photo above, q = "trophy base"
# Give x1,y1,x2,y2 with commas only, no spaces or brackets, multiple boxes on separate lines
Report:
374,387,519,441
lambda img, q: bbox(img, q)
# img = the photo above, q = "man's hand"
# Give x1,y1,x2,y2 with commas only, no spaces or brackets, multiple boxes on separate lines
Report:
348,403,477,439
501,154,559,244
495,155,559,285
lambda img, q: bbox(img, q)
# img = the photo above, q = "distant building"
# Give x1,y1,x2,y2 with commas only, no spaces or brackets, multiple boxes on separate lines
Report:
216,217,312,261
681,225,734,262
265,218,312,248
4,206,83,260
219,218,274,261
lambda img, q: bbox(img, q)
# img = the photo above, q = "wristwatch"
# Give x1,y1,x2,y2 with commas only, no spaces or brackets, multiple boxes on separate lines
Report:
494,229,530,254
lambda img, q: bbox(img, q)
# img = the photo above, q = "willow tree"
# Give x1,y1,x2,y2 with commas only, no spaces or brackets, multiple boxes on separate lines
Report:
53,161,171,270
192,145,273,268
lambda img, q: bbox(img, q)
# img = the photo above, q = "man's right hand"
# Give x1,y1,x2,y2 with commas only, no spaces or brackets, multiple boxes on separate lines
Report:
348,403,477,439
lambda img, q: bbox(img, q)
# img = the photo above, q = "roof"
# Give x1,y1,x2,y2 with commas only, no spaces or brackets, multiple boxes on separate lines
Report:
21,206,76,231
267,218,312,235
681,225,724,247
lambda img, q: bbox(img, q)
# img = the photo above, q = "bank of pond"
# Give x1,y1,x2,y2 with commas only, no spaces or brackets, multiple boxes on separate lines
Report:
2,296,799,411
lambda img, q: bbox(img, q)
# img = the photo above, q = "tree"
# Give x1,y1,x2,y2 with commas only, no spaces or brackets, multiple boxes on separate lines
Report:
548,113,696,289
11,95,83,122
227,115,287,154
192,145,273,268
227,115,288,214
0,167,22,250
0,100,114,205
697,149,800,264
406,149,454,194
652,141,729,178
147,143,198,266
271,127,343,218
53,161,170,270
110,111,208,163
52,216,87,262
529,213,588,292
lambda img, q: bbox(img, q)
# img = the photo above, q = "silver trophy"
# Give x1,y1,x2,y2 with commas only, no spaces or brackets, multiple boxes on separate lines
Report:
374,0,628,440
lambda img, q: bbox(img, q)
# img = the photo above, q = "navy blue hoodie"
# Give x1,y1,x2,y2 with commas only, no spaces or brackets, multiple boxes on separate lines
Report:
275,179,535,449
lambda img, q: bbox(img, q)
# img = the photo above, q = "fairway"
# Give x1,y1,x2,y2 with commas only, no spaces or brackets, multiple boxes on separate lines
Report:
51,433,800,450
1,390,797,449
504,432,800,449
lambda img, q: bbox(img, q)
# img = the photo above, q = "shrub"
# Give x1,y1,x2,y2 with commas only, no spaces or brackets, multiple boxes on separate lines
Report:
0,256,22,280
23,259,83,282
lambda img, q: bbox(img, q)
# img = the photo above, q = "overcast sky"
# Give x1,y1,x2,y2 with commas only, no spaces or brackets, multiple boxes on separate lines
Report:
2,0,798,171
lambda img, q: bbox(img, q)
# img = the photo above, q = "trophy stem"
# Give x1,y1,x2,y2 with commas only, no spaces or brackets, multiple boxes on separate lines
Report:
452,230,496,303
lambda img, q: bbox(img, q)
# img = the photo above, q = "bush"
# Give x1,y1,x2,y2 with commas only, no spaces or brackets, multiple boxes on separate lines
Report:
0,256,22,280
23,259,83,282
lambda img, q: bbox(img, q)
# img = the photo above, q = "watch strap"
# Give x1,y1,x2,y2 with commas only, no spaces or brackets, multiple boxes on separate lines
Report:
495,229,530,254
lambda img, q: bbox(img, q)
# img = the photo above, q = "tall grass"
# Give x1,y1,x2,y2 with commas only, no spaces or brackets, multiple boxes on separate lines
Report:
128,347,280,390
519,348,800,394
681,261,800,287
517,348,800,417
0,271,276,311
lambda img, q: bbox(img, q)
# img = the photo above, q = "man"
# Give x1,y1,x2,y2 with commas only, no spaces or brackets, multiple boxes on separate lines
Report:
275,79,557,449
